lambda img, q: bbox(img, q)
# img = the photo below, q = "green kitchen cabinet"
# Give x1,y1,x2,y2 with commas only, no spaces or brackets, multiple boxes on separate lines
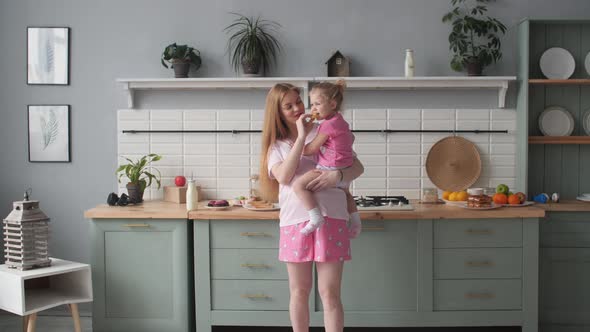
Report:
90,219,189,332
540,212,590,331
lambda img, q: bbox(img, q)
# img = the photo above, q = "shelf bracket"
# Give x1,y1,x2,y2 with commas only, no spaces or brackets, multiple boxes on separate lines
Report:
122,83,134,109
498,82,508,108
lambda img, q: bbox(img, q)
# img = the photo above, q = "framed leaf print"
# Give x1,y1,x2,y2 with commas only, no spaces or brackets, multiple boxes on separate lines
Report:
27,27,70,85
27,105,71,162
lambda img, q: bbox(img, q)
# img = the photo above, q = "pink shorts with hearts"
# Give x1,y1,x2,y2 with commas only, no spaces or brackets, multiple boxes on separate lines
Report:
278,217,351,263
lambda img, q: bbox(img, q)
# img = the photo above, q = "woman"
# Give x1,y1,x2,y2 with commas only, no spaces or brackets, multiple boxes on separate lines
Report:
259,83,364,332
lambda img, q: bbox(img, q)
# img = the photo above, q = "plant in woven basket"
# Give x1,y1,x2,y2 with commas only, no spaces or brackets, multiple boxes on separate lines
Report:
224,12,282,76
161,43,202,78
442,0,506,75
116,154,162,203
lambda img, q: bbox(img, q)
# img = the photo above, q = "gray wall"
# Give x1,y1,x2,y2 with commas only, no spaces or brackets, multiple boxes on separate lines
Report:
1,0,589,264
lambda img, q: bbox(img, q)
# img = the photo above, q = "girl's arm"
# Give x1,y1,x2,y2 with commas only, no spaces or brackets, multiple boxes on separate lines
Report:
302,133,328,156
306,156,364,192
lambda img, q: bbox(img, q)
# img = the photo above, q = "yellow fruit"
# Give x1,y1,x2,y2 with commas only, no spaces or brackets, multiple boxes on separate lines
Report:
449,192,458,201
457,191,469,201
442,191,451,200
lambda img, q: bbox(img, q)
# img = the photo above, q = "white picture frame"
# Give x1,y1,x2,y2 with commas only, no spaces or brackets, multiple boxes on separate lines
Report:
28,105,71,162
27,27,70,85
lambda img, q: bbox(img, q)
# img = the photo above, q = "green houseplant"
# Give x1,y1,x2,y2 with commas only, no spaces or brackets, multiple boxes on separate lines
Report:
116,153,162,203
442,0,506,75
161,43,202,78
224,13,282,76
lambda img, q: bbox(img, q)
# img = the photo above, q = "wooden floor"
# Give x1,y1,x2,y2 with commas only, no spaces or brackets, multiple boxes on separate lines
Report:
0,314,521,332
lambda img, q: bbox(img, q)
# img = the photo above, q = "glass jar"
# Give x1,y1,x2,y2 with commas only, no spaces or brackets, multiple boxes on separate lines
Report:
249,174,260,201
422,187,438,203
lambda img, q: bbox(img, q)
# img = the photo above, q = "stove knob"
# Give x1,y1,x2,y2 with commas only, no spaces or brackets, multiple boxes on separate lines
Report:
398,201,404,206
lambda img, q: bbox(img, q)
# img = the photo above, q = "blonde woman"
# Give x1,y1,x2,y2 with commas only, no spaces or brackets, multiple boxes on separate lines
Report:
259,83,364,332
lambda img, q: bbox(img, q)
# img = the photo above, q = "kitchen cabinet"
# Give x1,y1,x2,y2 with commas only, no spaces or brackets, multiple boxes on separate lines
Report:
90,219,189,332
540,212,590,331
194,217,539,332
516,19,590,198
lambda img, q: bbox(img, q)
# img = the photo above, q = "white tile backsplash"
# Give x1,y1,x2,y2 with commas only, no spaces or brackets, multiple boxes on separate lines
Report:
118,108,518,198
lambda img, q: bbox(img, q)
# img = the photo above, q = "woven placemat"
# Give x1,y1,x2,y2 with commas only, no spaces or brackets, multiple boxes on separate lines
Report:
425,136,481,192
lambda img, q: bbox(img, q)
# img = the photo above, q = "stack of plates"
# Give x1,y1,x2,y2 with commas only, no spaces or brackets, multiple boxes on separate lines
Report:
538,106,574,136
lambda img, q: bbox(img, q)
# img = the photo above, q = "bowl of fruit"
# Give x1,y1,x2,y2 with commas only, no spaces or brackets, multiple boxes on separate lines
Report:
442,190,469,206
492,184,533,207
206,199,231,210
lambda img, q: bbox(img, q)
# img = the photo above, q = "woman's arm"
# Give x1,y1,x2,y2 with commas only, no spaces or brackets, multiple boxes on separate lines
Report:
270,137,305,184
305,156,364,192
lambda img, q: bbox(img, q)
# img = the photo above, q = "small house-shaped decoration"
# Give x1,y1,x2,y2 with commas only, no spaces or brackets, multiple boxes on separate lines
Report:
326,50,350,77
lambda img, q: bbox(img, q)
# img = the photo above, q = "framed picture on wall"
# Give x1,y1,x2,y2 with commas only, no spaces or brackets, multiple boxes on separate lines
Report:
27,105,71,162
27,27,70,85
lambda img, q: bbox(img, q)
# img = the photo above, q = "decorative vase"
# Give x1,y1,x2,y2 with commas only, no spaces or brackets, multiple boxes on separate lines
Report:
241,60,261,77
126,183,144,203
172,61,190,78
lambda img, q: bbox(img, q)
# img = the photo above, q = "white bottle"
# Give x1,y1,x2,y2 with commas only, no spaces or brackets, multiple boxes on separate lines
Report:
186,179,198,211
405,49,415,78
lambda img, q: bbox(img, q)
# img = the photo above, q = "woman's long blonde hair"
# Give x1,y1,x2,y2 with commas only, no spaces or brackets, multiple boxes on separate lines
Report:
259,83,301,202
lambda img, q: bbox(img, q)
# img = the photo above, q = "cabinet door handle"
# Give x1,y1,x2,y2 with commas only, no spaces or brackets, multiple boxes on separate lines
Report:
241,294,271,299
241,232,271,237
123,223,151,228
465,260,494,267
465,228,493,235
241,263,270,268
465,292,495,299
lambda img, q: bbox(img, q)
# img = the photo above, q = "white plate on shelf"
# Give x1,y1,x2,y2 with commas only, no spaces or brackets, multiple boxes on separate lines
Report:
540,47,576,79
503,201,535,207
538,106,574,136
576,196,590,202
243,203,280,211
585,52,590,76
458,203,503,210
583,111,590,136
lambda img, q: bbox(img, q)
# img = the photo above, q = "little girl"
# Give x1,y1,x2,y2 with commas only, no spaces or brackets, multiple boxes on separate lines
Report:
293,80,362,236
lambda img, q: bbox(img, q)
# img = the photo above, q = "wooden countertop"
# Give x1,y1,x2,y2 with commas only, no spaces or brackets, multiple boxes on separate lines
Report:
84,201,189,219
534,199,590,212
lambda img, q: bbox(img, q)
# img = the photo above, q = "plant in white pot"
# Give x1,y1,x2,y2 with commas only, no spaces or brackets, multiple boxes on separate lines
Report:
442,0,506,76
224,13,282,76
116,154,162,203
161,43,202,78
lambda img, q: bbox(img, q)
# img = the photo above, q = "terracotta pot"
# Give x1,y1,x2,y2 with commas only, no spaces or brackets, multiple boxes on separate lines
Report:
126,183,144,203
172,61,190,78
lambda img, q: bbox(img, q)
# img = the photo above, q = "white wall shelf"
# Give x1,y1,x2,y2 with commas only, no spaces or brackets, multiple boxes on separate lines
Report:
118,76,516,109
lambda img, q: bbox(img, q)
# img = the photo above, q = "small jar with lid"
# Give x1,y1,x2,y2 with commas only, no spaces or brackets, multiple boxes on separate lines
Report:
249,174,261,201
421,187,438,203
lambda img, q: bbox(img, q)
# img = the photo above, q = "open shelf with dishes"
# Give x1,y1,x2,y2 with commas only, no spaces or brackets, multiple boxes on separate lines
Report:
517,19,590,200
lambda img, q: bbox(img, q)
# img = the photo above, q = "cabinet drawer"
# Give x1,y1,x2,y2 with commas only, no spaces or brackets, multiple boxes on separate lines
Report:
210,220,279,249
541,212,590,248
434,279,521,311
211,249,287,280
211,280,289,311
434,219,522,248
434,248,522,279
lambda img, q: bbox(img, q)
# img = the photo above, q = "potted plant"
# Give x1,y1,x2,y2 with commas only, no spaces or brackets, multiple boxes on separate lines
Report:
116,153,162,203
224,13,282,76
442,0,506,76
161,43,202,78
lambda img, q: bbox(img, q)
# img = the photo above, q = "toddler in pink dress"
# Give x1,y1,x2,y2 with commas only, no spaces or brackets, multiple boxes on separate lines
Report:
293,80,361,236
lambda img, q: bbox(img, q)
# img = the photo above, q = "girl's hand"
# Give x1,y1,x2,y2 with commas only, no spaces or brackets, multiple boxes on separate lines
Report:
296,114,313,140
305,170,339,192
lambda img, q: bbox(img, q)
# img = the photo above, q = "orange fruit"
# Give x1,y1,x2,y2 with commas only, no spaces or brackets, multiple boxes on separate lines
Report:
508,194,521,205
442,191,451,200
449,192,458,201
457,191,469,201
493,193,508,205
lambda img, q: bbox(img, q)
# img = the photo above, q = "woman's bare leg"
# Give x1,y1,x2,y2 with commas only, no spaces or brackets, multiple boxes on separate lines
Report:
286,262,313,332
316,261,344,332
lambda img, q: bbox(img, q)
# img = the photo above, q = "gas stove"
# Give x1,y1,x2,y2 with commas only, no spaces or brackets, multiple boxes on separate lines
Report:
354,196,414,211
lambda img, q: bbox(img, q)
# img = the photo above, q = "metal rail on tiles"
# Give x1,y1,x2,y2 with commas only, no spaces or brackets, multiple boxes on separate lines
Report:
122,129,509,134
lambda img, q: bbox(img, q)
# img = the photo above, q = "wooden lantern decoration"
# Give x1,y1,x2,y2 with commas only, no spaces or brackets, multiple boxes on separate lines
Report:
3,193,51,270
326,50,350,77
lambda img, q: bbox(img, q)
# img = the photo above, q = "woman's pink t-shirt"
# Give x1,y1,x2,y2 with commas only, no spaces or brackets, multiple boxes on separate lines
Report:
267,126,349,227
317,113,354,168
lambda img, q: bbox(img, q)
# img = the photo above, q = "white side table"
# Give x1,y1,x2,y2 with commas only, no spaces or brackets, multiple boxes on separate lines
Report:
0,258,93,332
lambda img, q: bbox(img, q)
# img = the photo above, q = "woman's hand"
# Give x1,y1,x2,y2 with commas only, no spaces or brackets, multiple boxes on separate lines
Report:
305,169,340,192
296,114,313,140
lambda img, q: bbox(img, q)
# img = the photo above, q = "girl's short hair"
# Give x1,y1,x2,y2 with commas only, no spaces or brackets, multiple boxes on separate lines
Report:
310,79,347,111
